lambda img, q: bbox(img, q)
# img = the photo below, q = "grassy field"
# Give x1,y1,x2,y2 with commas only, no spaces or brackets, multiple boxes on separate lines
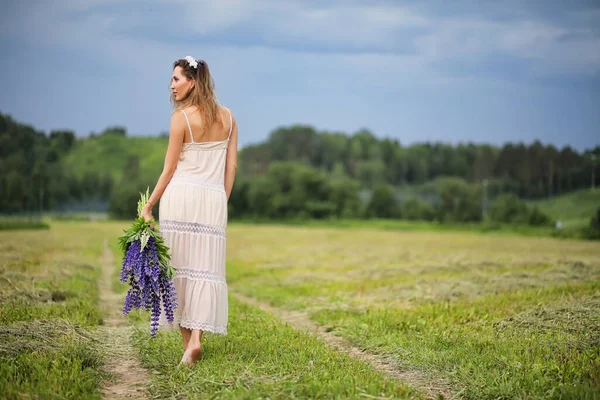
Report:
233,218,568,239
131,297,419,399
226,224,600,399
530,188,600,229
0,222,421,399
0,222,118,399
63,134,168,182
2,221,599,399
112,229,421,399
0,214,49,231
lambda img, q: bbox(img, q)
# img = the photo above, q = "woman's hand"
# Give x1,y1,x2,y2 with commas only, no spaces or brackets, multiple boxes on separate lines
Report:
141,203,154,227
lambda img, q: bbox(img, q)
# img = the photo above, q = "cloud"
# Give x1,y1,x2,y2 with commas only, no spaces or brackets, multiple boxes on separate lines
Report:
414,15,600,77
157,1,600,77
5,0,597,82
1,0,598,151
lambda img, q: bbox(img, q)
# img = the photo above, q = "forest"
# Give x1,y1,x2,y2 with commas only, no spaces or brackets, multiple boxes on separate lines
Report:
1,112,598,231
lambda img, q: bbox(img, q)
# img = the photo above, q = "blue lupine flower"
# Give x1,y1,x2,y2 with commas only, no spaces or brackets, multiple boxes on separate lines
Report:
119,226,177,338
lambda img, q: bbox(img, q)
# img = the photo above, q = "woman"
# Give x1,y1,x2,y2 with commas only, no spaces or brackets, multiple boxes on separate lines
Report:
141,56,238,366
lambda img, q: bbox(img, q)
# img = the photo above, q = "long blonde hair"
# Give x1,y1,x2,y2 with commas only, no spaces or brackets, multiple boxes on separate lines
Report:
170,58,219,127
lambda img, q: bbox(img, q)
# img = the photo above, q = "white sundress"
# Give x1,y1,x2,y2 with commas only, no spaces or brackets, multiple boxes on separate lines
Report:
157,108,232,335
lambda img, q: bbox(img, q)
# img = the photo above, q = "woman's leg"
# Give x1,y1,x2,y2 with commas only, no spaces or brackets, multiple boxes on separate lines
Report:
179,326,192,350
187,329,203,364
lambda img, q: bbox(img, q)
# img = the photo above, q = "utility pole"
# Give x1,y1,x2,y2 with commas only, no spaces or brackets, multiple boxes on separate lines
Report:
39,187,44,215
482,179,489,220
592,154,596,192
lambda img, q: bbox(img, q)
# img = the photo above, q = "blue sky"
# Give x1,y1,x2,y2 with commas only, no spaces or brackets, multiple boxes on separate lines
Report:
0,0,599,151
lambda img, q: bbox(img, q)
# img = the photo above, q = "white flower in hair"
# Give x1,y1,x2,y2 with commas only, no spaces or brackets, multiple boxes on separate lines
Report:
184,55,198,69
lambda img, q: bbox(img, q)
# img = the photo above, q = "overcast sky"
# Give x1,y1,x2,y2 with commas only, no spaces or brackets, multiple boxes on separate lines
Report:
1,0,599,151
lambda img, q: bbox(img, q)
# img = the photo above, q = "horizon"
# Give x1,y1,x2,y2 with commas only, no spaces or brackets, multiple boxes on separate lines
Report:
1,1,599,152
3,109,599,154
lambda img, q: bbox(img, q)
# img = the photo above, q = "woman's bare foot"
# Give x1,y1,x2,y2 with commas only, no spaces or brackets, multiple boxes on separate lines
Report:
179,349,191,365
179,342,201,366
187,342,202,364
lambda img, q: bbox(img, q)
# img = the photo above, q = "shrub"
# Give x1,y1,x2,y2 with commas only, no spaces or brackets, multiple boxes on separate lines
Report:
490,194,553,226
365,184,400,219
431,177,482,223
489,194,529,224
528,206,553,227
584,208,600,240
108,180,155,220
400,197,435,221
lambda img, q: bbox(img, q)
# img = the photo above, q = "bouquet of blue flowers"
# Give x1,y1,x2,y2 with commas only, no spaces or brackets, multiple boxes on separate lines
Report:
117,188,178,338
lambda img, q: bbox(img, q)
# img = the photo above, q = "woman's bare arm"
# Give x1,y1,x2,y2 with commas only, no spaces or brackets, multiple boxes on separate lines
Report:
143,112,186,216
224,112,238,200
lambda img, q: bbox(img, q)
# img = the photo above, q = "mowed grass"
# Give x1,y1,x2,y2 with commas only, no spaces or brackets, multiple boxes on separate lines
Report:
0,221,122,399
133,297,420,399
6,220,596,398
226,224,600,399
114,226,421,399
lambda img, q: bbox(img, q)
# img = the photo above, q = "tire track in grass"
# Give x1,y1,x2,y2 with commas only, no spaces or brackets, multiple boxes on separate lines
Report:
232,292,456,400
98,238,150,399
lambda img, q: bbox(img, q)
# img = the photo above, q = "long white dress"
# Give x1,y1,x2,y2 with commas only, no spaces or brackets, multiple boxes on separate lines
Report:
157,108,232,335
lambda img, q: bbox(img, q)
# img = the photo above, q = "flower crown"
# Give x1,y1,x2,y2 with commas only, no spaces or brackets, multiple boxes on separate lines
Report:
184,55,198,69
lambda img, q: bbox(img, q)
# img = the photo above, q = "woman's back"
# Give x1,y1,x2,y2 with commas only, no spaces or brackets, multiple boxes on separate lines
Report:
174,105,233,185
181,106,232,144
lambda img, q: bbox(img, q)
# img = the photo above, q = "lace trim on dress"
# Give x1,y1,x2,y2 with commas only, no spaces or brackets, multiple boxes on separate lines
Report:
160,220,226,238
169,175,225,193
158,316,228,335
173,316,228,335
175,267,227,285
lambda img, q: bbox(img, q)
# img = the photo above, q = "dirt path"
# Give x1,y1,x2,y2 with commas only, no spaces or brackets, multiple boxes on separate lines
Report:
98,239,150,399
232,292,456,400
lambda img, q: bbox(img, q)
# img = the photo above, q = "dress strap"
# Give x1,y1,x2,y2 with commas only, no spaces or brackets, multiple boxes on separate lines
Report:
180,109,194,143
226,108,233,140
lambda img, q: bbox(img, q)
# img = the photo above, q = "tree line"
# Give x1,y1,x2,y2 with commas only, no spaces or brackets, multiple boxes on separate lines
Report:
227,162,554,226
1,112,598,229
238,125,599,199
0,113,114,213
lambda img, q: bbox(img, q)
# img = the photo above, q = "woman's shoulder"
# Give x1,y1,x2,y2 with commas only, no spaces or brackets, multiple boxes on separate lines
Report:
169,108,187,129
176,105,233,125
218,105,234,119
170,106,197,118
181,105,200,116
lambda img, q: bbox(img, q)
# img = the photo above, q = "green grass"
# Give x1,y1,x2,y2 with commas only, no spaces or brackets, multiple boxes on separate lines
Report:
131,297,421,399
0,268,102,326
0,320,105,399
230,218,575,240
4,220,599,398
0,224,111,326
311,287,600,400
0,222,121,399
530,189,600,229
227,224,600,399
0,215,49,231
63,134,168,182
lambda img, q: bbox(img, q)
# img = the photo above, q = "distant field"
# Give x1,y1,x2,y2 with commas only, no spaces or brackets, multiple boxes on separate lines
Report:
530,189,600,228
233,218,564,238
227,224,600,399
0,214,49,231
63,134,168,181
